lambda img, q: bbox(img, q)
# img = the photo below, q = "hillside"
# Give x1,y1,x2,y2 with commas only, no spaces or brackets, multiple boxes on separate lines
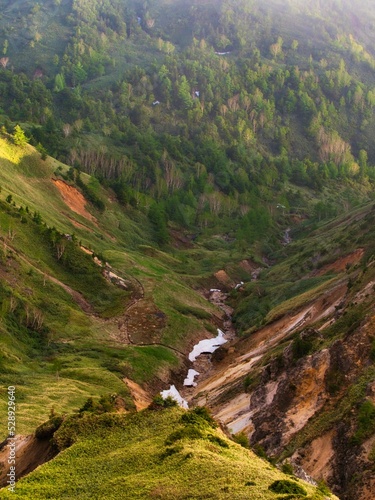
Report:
0,133,232,434
187,202,375,500
1,0,375,246
0,406,336,499
0,0,375,499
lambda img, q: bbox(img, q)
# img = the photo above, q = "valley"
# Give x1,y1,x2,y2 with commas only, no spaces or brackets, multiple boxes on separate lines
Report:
0,0,375,498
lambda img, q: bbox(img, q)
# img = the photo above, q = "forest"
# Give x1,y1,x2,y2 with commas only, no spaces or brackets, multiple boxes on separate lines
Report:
1,0,375,249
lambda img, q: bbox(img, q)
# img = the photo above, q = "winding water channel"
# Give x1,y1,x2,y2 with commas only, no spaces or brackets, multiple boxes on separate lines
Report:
160,288,238,407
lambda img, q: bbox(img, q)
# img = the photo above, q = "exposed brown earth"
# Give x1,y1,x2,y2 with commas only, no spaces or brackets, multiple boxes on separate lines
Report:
315,248,365,276
0,435,57,488
293,431,335,482
123,378,152,410
214,269,236,288
52,179,97,224
188,252,375,500
120,298,166,344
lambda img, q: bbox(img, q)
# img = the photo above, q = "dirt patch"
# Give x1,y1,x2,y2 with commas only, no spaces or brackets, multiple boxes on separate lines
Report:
124,299,166,344
239,259,259,273
123,378,152,411
214,270,235,287
52,179,97,224
0,435,57,487
81,245,93,255
169,229,194,249
315,249,364,276
284,351,330,441
293,430,335,481
360,480,375,500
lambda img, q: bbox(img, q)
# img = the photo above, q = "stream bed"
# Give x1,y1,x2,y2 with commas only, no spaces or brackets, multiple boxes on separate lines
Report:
160,288,238,407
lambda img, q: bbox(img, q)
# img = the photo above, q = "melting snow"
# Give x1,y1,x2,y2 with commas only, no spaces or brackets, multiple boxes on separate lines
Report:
188,329,227,362
184,369,200,387
160,385,188,409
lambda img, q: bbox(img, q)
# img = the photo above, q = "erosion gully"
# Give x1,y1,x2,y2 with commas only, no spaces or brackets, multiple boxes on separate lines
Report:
161,287,238,408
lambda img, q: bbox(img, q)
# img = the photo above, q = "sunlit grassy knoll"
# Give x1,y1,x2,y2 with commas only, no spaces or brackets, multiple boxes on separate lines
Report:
0,407,334,500
0,370,132,435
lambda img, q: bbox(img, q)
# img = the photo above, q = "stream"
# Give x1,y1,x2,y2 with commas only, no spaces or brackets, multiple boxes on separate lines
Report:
160,288,238,407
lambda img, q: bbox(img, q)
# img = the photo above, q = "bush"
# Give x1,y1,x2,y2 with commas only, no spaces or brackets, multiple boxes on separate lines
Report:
181,406,217,428
253,444,268,460
149,395,178,410
268,479,307,496
160,444,183,460
79,394,117,414
35,415,64,439
317,479,331,495
53,412,125,450
233,432,249,448
165,425,204,445
207,434,229,448
351,400,375,444
292,335,313,361
281,462,294,475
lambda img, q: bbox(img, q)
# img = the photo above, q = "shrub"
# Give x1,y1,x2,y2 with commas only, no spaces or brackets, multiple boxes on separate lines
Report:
317,479,331,495
35,415,64,439
160,444,183,459
268,479,307,496
207,434,229,448
292,335,313,361
79,394,117,414
180,406,217,428
253,444,268,460
165,425,204,445
351,400,375,444
149,395,178,410
281,461,294,475
53,413,125,450
232,432,249,448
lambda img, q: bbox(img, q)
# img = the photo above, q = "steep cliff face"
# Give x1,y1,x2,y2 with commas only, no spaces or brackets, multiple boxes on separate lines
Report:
189,256,375,500
250,320,375,500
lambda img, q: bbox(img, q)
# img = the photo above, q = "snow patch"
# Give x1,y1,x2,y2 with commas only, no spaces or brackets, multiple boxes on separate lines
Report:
160,385,188,409
188,329,227,362
184,369,200,387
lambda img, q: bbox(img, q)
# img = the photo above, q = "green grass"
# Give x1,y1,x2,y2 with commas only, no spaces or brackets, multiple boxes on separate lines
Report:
0,407,332,500
0,371,132,435
264,277,338,324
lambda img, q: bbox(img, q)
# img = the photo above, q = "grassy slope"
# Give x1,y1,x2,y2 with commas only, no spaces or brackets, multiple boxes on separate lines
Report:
0,407,333,500
0,133,372,435
232,198,375,334
0,137,225,434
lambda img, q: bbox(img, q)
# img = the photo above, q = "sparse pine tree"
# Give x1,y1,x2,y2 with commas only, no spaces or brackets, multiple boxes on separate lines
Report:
13,125,28,146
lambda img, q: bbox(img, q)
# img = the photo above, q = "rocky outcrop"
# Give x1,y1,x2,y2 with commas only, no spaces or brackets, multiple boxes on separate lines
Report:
189,272,375,499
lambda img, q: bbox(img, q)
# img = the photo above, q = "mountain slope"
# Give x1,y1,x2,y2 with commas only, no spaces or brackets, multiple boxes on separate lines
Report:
188,203,375,499
1,1,375,498
0,134,227,434
0,406,336,500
